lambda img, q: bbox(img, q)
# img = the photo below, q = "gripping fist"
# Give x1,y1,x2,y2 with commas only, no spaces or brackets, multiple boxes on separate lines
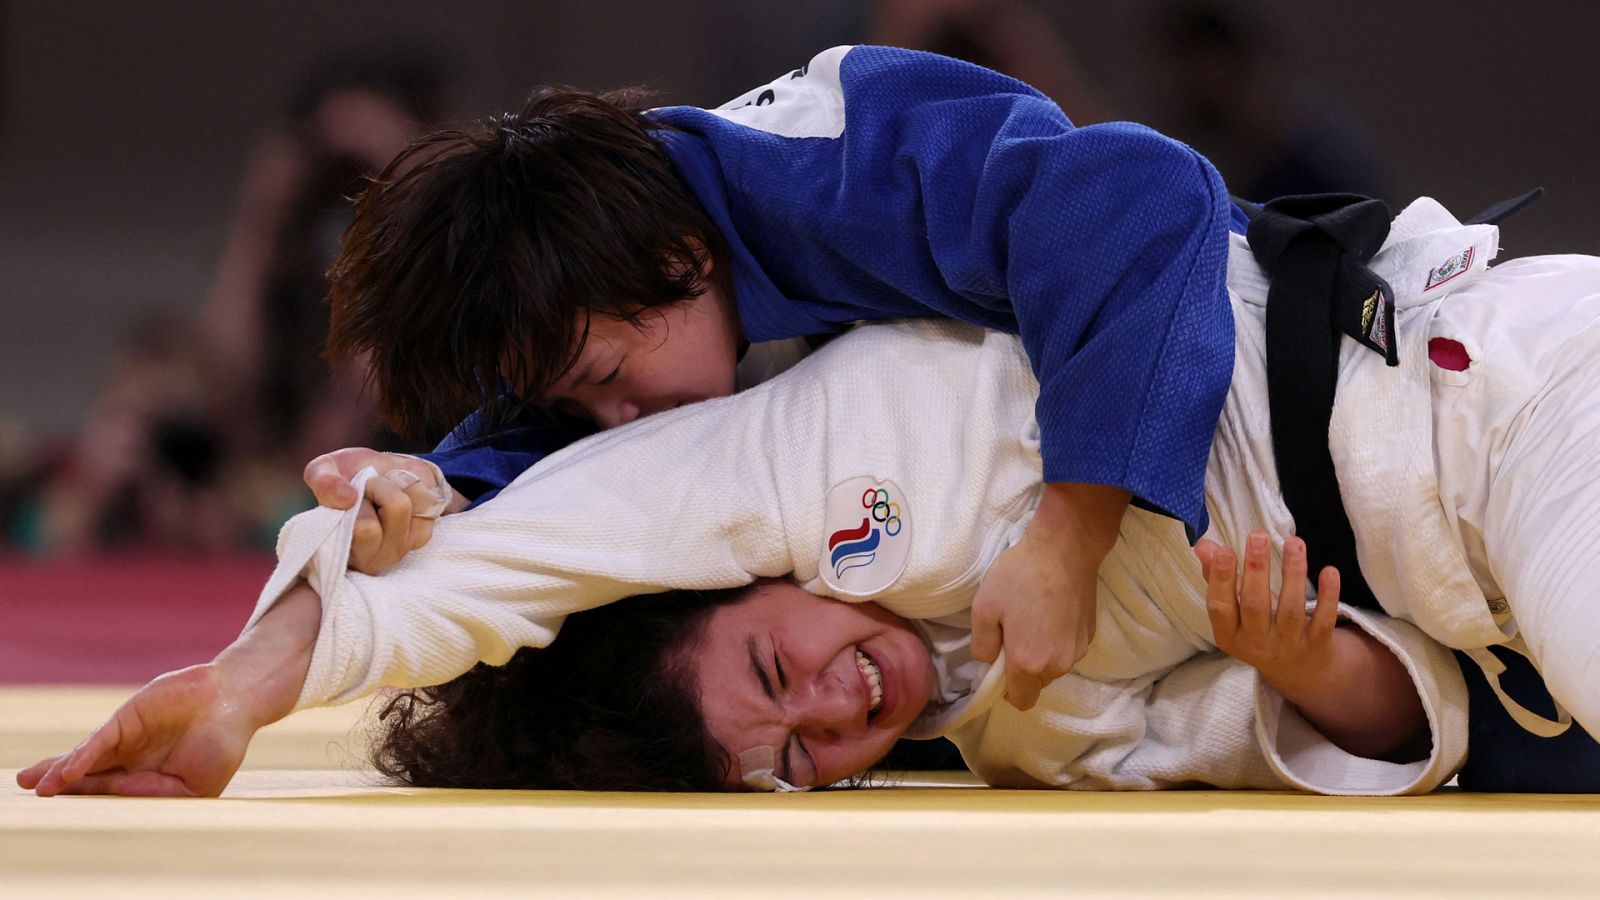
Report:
302,447,461,574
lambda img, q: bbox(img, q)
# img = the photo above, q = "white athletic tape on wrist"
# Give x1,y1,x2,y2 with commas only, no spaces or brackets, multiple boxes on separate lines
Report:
382,454,453,519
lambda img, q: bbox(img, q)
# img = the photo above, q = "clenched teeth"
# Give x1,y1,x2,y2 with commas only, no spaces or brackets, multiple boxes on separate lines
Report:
856,649,883,713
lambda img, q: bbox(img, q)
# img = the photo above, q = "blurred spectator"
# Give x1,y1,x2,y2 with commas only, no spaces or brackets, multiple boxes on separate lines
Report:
27,315,239,553
1146,1,1395,202
8,47,451,555
869,0,1106,124
0,417,39,548
202,48,449,468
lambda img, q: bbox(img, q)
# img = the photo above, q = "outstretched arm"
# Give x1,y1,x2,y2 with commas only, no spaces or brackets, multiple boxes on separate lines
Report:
18,583,320,797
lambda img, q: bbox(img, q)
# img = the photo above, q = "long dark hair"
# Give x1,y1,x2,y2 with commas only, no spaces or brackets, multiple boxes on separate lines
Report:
370,587,746,791
326,86,727,442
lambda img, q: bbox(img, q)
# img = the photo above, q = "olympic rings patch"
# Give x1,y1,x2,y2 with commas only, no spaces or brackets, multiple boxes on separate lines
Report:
820,475,912,596
861,488,903,536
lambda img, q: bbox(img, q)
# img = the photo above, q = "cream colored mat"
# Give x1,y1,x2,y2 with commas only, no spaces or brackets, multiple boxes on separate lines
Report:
5,687,1598,898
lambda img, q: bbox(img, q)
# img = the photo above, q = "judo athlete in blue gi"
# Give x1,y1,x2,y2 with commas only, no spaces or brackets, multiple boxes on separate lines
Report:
303,46,1596,790
307,44,1243,718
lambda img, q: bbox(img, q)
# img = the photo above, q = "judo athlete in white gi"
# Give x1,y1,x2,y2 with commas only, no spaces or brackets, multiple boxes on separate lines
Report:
267,195,1597,785
23,199,1599,797
20,317,1464,799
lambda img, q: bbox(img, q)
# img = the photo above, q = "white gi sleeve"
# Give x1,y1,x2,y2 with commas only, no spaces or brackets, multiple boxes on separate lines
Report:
1256,606,1468,796
952,610,1466,795
246,391,801,711
952,657,1282,792
245,320,1044,711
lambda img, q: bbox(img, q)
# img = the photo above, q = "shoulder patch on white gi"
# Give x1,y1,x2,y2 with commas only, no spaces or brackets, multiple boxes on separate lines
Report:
707,45,850,139
1425,246,1474,291
1365,289,1391,352
819,475,912,597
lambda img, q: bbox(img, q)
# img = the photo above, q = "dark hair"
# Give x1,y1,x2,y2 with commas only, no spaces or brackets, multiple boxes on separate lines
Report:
326,86,726,441
370,587,747,791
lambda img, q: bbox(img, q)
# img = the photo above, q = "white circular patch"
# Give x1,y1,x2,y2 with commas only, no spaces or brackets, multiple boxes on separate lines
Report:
819,475,912,597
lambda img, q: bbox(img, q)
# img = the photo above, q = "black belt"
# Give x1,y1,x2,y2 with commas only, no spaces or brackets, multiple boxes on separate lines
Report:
1243,188,1543,612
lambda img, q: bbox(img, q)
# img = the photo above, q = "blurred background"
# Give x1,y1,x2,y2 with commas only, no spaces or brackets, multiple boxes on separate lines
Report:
1,0,1596,681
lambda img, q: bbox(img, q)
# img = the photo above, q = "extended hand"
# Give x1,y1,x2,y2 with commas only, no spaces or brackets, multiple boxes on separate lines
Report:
302,446,462,574
17,665,255,797
20,582,320,798
1196,532,1341,694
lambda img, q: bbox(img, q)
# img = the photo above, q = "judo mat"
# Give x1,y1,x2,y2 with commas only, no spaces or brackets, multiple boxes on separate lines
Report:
6,686,1600,898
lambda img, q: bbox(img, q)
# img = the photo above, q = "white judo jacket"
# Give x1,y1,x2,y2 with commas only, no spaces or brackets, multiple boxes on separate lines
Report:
249,199,1494,796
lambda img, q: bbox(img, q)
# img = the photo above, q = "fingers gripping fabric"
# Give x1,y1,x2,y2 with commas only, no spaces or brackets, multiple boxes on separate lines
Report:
245,467,382,711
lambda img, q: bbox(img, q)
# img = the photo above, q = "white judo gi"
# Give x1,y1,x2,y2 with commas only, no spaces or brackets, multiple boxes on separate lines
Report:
913,197,1600,789
1225,200,1600,742
252,315,1463,795
249,201,1581,796
1426,254,1600,737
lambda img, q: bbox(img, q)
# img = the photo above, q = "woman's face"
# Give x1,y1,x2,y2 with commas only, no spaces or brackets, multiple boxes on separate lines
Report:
540,282,741,430
692,582,936,789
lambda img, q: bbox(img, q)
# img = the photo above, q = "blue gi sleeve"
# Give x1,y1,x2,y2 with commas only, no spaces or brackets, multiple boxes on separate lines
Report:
657,46,1236,536
420,408,595,506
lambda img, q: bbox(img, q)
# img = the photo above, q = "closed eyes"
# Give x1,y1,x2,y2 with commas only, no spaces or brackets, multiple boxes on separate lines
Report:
742,635,816,785
772,640,817,786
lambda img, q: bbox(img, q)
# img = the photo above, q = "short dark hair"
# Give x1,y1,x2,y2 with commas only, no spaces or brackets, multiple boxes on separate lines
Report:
326,86,726,441
370,587,746,791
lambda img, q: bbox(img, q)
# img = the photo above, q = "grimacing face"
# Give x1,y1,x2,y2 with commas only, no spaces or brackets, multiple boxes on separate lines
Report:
692,581,936,789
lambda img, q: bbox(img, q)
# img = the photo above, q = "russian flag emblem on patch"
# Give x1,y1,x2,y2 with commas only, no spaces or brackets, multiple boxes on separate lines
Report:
819,475,912,596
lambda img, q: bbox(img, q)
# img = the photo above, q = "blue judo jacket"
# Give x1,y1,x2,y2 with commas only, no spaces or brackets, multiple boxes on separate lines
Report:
426,45,1243,539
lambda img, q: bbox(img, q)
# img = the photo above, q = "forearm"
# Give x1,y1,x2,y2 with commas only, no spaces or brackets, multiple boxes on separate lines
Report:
1264,624,1428,760
1028,482,1131,565
213,582,321,728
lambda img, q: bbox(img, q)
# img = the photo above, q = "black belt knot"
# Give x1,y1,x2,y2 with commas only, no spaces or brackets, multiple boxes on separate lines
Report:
1247,193,1397,611
1238,187,1544,615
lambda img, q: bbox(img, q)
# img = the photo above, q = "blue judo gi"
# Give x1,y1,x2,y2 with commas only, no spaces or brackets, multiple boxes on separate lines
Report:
425,45,1242,541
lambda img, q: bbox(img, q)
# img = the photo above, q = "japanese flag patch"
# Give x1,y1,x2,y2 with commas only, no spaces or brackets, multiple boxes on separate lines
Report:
819,475,912,597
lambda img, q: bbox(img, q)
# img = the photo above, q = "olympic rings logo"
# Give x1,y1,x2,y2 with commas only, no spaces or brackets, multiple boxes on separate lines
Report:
861,488,903,536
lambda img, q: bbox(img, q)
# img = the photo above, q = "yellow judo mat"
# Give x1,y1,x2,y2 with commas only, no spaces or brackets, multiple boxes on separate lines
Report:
5,687,1599,898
